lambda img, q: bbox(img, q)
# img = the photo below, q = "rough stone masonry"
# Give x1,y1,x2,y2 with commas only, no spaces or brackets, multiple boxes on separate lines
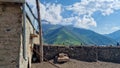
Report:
0,3,22,68
42,45,120,63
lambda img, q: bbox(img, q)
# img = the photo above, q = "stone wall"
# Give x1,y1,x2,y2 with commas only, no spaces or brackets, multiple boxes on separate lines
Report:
43,45,120,63
0,3,22,68
0,2,38,68
98,47,120,63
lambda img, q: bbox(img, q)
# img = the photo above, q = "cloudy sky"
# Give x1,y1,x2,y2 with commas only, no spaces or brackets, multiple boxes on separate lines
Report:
27,0,120,34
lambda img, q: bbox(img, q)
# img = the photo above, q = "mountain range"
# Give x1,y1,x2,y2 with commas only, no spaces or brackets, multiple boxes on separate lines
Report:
105,30,120,43
42,23,119,46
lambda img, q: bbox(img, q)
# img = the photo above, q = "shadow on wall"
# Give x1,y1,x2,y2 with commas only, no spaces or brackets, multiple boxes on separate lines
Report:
32,45,40,63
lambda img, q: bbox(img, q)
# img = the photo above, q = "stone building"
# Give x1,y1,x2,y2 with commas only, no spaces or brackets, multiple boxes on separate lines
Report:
0,0,39,68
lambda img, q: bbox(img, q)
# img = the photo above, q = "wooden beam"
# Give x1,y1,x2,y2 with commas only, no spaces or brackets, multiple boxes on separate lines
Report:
36,0,43,62
30,34,38,39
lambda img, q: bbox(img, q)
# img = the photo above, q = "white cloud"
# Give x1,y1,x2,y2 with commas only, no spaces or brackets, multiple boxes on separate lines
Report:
26,0,36,5
111,26,120,31
27,0,120,29
41,3,63,24
74,15,96,28
66,0,120,28
27,0,63,25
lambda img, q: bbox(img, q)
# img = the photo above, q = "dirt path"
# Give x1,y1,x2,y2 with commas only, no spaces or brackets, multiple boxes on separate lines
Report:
32,59,120,68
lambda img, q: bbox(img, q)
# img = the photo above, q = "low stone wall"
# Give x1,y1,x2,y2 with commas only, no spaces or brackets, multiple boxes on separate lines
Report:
98,47,120,63
42,45,120,63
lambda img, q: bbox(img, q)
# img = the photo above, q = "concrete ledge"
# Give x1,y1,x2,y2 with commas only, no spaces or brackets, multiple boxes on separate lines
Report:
0,0,25,3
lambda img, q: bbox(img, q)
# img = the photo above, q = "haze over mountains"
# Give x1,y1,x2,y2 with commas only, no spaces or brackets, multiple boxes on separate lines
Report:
42,22,120,46
105,30,120,43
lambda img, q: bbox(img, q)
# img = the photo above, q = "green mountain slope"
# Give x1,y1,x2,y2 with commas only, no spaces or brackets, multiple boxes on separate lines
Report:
105,30,120,42
69,27,117,45
43,26,83,45
42,24,117,46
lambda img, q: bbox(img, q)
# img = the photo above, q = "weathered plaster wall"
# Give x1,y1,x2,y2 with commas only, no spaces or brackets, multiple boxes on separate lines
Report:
0,3,22,68
43,45,120,63
19,17,37,68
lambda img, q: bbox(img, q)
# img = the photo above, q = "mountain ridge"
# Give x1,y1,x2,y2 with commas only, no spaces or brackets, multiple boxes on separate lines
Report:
42,23,117,46
105,30,120,42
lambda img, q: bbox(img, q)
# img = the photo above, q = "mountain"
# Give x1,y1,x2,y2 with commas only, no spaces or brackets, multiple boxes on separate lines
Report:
43,26,83,45
67,27,117,45
42,24,81,45
105,30,120,42
42,24,117,46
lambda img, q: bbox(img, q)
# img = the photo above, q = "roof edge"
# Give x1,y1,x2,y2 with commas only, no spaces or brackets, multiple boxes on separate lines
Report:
0,0,25,3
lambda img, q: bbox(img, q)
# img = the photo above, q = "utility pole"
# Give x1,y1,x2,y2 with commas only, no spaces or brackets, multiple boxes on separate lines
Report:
36,0,43,62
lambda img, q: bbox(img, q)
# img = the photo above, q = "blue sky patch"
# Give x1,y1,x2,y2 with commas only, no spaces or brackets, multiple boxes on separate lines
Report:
29,0,120,34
